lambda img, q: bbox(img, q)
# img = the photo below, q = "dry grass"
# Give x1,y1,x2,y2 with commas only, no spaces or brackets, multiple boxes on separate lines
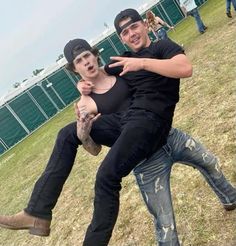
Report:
0,0,236,245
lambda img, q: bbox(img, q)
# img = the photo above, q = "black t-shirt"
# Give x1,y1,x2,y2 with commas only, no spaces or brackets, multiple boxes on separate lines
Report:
90,76,131,115
104,39,184,121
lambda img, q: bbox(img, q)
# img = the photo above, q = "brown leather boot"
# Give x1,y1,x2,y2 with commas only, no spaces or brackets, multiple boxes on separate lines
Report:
0,211,51,236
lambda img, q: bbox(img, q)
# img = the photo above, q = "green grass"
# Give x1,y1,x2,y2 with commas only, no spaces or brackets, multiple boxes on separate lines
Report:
0,0,236,245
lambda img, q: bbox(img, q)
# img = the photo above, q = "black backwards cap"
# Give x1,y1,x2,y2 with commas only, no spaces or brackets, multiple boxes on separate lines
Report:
114,8,143,35
63,39,92,63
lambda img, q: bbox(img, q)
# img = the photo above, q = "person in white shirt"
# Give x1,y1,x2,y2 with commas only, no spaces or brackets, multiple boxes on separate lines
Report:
179,0,207,34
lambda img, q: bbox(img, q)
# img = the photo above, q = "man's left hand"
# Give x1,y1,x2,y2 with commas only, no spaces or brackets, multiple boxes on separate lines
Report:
76,112,101,141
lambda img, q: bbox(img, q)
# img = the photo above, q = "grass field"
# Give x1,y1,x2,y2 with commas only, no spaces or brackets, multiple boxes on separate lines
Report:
0,0,236,245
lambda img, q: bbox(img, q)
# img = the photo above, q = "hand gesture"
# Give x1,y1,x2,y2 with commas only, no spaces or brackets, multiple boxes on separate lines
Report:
74,103,100,141
76,113,100,142
109,56,144,76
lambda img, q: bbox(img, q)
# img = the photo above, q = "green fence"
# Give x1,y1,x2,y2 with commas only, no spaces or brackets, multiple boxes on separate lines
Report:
0,0,207,155
0,67,80,155
0,106,28,148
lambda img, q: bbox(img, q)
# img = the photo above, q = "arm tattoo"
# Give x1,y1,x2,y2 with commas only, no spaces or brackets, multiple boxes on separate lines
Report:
82,136,102,156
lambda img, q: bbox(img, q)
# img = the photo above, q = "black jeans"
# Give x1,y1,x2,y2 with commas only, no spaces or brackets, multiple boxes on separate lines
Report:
24,109,170,246
24,113,122,220
83,110,171,246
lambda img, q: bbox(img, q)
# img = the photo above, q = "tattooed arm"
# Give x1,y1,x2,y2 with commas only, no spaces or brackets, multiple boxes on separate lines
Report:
75,103,102,156
76,114,102,156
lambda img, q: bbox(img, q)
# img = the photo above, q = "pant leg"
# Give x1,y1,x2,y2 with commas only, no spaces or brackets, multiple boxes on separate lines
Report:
83,110,171,246
157,28,168,40
226,0,231,13
25,115,122,220
153,30,159,40
24,122,80,220
133,149,180,246
190,8,205,33
168,128,236,205
231,0,236,11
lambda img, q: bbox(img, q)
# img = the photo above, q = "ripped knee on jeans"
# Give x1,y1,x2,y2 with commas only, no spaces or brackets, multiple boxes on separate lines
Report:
156,213,177,243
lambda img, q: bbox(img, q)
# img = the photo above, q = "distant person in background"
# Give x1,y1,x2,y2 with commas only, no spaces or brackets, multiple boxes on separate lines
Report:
226,0,236,18
179,0,207,34
145,10,174,40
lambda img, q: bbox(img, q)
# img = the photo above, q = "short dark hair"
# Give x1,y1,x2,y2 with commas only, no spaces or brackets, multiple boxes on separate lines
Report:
65,47,102,74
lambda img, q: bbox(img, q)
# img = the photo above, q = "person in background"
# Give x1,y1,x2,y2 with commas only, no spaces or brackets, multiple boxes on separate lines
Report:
145,10,174,40
225,0,236,18
179,0,207,34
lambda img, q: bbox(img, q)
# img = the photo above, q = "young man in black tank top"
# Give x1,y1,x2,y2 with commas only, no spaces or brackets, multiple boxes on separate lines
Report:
80,9,192,246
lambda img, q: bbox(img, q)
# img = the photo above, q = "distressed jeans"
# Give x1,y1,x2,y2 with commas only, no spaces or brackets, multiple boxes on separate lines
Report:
133,128,236,246
188,8,206,33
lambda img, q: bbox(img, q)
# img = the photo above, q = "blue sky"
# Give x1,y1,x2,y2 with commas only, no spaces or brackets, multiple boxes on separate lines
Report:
0,0,151,97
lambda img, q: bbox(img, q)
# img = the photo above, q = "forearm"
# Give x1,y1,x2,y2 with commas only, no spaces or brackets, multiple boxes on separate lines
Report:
164,22,172,29
142,54,192,78
156,17,169,28
75,111,102,156
159,19,171,29
81,136,102,156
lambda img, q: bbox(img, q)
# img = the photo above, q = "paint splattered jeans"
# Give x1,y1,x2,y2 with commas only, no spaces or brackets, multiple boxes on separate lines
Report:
133,128,236,246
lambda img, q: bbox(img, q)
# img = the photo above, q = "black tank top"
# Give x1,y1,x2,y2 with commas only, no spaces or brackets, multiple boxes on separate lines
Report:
90,77,131,114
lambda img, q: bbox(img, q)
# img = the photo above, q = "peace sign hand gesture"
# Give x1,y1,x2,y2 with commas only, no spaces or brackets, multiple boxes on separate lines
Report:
109,56,144,76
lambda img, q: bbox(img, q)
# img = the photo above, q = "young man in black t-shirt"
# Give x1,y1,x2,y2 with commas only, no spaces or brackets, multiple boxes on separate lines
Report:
82,8,192,246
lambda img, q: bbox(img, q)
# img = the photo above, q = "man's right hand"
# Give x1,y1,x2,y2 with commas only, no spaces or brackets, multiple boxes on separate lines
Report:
77,80,94,95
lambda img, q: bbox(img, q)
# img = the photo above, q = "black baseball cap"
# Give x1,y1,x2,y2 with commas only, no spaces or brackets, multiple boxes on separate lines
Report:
114,8,143,35
63,39,92,63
